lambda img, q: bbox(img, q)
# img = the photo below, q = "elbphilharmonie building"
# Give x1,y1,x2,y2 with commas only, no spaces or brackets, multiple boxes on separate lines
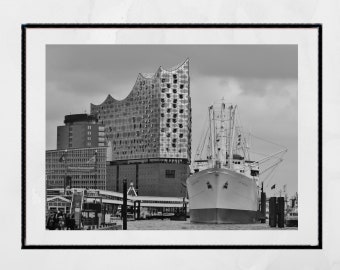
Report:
90,59,191,197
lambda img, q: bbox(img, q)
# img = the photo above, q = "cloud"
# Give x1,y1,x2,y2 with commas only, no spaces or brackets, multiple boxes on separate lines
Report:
191,75,297,145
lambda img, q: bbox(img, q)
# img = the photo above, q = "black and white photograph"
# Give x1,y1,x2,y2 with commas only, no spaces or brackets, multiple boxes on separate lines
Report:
22,25,321,248
45,44,298,231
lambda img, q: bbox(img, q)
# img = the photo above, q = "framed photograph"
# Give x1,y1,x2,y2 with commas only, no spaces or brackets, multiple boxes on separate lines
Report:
22,24,321,248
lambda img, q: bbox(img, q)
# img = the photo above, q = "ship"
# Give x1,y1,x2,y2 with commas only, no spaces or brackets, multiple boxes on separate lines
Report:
186,101,287,224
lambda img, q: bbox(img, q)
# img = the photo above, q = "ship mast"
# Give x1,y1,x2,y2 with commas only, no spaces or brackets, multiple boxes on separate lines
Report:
208,105,216,167
228,105,237,169
220,102,227,165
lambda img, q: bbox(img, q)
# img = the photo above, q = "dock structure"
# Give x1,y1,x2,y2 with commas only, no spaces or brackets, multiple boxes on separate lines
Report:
46,188,189,215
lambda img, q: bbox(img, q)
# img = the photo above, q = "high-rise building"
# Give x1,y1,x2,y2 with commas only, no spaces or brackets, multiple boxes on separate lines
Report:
46,147,107,190
57,114,106,150
91,59,191,197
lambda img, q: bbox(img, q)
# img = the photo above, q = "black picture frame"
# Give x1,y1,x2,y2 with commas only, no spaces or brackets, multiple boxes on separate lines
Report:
21,23,322,249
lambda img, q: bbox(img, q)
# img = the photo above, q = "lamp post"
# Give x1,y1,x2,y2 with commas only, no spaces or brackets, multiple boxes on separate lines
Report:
64,149,68,195
122,179,127,230
94,150,98,190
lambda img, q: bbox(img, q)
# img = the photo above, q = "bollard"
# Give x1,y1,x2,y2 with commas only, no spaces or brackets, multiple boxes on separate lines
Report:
122,179,127,230
277,197,285,228
269,197,277,227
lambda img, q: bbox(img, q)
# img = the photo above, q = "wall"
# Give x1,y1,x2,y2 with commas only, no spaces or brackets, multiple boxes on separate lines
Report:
106,162,189,197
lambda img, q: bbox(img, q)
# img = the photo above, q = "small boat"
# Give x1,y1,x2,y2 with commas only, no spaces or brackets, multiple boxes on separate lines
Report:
286,207,298,227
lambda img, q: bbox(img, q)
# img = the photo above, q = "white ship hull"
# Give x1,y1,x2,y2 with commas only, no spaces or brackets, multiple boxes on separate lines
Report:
186,167,259,224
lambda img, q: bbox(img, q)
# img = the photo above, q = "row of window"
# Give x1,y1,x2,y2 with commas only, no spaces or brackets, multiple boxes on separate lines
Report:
47,149,106,157
161,108,186,115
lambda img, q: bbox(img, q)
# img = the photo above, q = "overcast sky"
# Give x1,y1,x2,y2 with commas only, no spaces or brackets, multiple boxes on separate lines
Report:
46,45,298,197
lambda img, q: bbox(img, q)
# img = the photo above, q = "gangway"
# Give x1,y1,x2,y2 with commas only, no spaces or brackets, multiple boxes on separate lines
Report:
70,190,84,228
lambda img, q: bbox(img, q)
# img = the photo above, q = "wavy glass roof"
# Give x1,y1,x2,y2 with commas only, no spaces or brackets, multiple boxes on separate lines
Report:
91,58,189,107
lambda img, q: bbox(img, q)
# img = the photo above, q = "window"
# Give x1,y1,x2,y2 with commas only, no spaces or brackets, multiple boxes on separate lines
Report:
173,89,177,94
180,84,184,89
167,84,171,88
88,126,91,130
165,170,175,178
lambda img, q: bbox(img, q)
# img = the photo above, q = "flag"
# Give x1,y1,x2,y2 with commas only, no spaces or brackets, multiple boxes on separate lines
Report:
87,153,97,164
271,184,276,190
59,153,65,163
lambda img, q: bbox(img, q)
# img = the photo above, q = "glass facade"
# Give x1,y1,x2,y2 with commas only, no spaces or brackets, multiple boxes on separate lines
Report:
90,59,191,163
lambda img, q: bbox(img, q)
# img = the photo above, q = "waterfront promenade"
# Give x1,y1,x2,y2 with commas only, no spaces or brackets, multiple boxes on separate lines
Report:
113,219,298,230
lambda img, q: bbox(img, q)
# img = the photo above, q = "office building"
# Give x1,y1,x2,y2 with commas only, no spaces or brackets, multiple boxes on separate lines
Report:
46,147,107,190
57,114,106,150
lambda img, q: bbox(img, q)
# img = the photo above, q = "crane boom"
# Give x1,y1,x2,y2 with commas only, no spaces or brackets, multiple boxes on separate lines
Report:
260,158,284,175
253,148,287,165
